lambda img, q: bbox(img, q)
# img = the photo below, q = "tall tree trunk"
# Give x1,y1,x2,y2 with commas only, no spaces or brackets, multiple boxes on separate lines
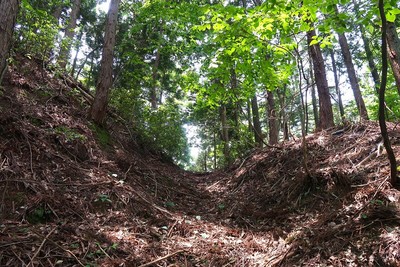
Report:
89,0,120,124
58,0,81,69
307,28,334,130
70,30,83,77
386,21,400,96
330,49,345,121
220,104,230,165
352,0,380,92
251,95,263,147
277,87,289,141
308,58,320,129
267,90,279,145
0,0,20,83
230,67,240,128
150,49,160,109
213,131,217,170
247,100,252,134
378,0,398,186
335,6,368,120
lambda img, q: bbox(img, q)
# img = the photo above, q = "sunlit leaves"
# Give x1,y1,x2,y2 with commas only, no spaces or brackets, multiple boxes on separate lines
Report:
386,8,400,22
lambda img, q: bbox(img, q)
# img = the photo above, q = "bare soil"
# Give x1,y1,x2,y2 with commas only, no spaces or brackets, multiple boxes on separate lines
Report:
1,55,399,266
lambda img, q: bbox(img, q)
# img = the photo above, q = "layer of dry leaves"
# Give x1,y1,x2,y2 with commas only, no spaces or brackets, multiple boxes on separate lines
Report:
0,55,399,266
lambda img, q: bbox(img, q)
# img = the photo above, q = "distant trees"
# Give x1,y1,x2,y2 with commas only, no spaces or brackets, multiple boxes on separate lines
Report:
7,0,400,170
0,0,20,83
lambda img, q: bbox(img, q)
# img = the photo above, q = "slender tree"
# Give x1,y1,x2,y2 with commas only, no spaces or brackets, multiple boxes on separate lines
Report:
0,0,20,83
329,49,345,121
267,90,279,145
58,0,82,69
378,0,398,186
386,21,400,96
335,6,368,120
89,0,121,124
220,104,230,164
251,95,263,147
352,0,380,92
307,28,335,129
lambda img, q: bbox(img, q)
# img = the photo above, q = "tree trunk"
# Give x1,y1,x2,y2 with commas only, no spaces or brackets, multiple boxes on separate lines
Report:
307,28,334,130
220,104,230,165
150,48,160,109
267,90,279,145
0,0,20,83
277,87,289,141
58,0,81,69
247,100,252,134
386,21,400,96
378,0,398,186
213,131,217,169
71,30,83,77
89,0,120,124
335,6,368,120
308,58,320,129
352,0,380,92
329,49,345,121
251,95,263,147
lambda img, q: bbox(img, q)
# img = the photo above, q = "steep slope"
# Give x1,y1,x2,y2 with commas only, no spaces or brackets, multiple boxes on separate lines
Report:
0,55,399,266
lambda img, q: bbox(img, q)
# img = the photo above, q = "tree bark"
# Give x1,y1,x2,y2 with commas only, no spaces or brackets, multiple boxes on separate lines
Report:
220,104,230,165
352,0,380,92
335,6,368,120
386,21,400,96
89,0,120,124
247,100,252,134
378,0,398,186
150,49,160,109
329,49,345,121
0,0,20,83
307,28,334,130
277,87,289,141
58,0,81,69
251,95,263,147
267,90,279,145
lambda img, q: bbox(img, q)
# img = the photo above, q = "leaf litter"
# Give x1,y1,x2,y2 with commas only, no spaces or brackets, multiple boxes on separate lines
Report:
0,55,399,266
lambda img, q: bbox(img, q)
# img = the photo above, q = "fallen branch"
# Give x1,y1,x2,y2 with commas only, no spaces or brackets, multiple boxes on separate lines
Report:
138,250,184,267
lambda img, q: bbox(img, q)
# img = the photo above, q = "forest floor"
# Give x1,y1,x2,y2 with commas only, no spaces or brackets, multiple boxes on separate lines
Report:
1,55,400,267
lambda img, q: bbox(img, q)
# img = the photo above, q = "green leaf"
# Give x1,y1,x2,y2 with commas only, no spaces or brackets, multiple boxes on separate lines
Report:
386,11,396,22
309,39,319,46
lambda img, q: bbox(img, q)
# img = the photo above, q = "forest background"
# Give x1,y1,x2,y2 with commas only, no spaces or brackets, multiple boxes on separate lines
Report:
2,0,400,173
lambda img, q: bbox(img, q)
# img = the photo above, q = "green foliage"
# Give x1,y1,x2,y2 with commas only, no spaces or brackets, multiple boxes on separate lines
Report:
16,0,60,60
89,123,111,148
141,103,190,166
27,206,52,224
95,194,112,203
54,126,87,142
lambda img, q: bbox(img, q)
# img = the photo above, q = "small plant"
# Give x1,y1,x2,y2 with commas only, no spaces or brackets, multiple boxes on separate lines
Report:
370,199,384,205
89,123,111,148
26,206,52,224
95,194,112,203
54,126,86,142
164,201,176,208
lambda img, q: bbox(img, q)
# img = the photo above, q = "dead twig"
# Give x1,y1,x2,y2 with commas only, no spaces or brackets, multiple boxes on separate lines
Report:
28,226,57,266
96,243,111,259
138,250,184,267
166,219,179,238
